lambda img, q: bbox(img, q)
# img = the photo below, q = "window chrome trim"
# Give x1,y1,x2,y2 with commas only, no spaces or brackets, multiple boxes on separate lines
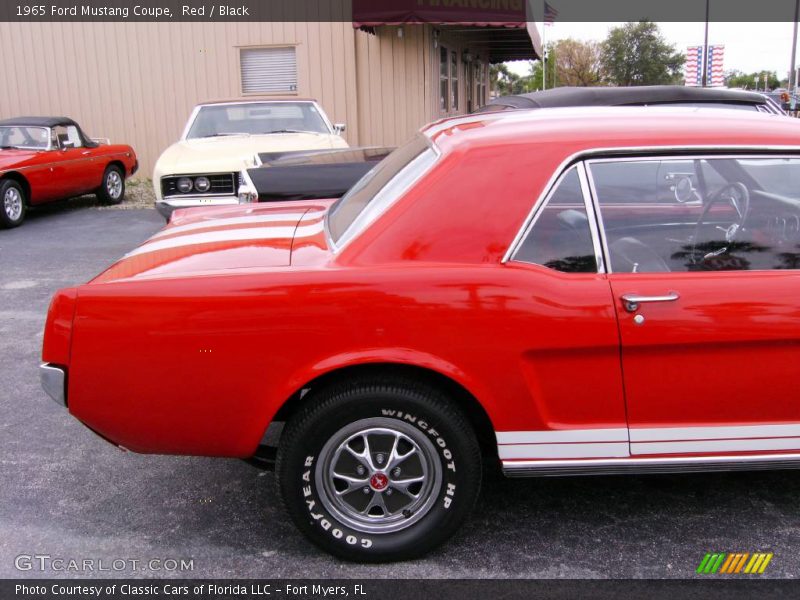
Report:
504,164,605,274
582,161,613,274
501,154,582,264
503,144,800,266
577,162,606,274
326,140,442,254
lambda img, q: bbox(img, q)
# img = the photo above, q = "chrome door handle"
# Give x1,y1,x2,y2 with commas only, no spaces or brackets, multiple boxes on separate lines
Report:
621,292,679,313
81,151,91,155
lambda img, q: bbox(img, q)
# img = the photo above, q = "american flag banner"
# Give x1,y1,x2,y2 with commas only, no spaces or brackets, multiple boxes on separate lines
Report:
706,45,725,87
684,45,704,86
544,1,558,25
684,45,725,87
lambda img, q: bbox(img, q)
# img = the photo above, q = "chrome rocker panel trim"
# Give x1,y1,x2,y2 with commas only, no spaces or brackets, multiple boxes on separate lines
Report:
502,453,800,478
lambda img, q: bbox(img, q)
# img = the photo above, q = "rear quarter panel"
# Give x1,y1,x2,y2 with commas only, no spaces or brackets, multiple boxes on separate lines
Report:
67,262,619,457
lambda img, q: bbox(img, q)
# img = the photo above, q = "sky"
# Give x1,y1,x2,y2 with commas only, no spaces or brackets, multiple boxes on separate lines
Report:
507,22,799,83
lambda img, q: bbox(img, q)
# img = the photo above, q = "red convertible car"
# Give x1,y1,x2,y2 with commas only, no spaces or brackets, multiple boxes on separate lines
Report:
41,107,800,561
0,116,137,227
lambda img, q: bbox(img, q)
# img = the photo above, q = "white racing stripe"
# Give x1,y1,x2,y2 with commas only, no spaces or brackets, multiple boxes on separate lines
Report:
496,428,628,445
125,221,325,258
630,423,800,442
632,437,800,456
496,424,800,460
152,211,323,239
498,442,630,460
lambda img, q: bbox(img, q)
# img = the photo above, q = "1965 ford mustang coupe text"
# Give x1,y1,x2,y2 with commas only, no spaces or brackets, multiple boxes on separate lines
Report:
42,107,800,561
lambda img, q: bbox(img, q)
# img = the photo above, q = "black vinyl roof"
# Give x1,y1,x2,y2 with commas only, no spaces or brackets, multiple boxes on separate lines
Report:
479,86,771,112
0,116,81,128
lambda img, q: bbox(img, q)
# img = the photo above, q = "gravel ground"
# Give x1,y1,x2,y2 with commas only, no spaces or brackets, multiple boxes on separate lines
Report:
1,205,800,581
68,177,156,211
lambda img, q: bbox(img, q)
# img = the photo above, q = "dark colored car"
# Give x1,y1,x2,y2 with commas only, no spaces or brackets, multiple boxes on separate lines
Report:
477,85,785,115
238,146,394,204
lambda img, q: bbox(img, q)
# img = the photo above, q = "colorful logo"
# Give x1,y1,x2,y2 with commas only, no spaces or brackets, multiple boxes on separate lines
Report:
697,553,773,575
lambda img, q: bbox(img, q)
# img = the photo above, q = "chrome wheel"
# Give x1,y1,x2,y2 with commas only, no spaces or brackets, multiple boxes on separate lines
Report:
106,170,123,199
4,187,23,221
315,418,442,534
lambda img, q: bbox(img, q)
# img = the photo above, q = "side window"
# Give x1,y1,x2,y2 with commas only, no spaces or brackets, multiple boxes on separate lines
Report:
513,167,598,273
439,46,450,113
591,157,800,273
53,125,83,149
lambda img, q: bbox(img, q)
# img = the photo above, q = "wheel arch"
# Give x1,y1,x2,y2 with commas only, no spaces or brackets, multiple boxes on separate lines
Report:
1,172,31,204
105,159,127,177
270,362,499,463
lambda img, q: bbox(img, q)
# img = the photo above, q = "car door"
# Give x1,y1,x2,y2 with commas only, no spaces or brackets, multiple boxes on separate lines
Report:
587,154,800,457
501,164,629,462
52,125,98,195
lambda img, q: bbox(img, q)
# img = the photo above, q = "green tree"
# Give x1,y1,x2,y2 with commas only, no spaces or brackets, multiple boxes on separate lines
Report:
491,62,539,95
725,69,781,91
601,21,684,86
552,38,604,86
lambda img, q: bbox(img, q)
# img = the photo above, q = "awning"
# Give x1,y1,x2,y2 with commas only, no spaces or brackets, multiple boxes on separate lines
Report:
352,0,542,62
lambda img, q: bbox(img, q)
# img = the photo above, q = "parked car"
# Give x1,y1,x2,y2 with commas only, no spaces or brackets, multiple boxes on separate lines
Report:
153,98,349,219
42,107,800,561
236,146,394,206
0,117,137,227
478,85,786,114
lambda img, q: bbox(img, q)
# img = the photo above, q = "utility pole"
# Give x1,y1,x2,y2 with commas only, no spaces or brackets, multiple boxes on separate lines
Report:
701,0,710,87
791,0,799,94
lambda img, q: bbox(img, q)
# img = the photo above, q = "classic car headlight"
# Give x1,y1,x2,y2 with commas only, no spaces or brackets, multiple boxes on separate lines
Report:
177,177,193,193
194,176,211,193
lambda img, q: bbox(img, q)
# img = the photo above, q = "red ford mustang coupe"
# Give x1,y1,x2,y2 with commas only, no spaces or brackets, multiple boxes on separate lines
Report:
0,116,137,227
41,107,800,561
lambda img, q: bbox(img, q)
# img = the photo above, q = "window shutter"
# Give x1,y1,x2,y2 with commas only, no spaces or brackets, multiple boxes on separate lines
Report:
240,47,298,94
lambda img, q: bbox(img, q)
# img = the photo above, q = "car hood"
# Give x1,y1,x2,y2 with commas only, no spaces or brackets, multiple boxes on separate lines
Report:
90,202,330,283
155,133,349,175
0,148,40,171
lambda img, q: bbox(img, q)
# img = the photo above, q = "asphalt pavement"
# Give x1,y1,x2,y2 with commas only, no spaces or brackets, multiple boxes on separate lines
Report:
1,203,799,579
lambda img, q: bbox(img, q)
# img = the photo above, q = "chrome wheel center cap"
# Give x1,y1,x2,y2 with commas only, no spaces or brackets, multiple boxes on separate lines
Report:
369,472,389,492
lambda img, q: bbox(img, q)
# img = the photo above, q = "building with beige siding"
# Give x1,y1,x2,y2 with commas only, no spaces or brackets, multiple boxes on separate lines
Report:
0,3,539,175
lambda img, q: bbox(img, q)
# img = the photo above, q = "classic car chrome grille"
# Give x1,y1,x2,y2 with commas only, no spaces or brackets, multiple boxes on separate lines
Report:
162,173,236,198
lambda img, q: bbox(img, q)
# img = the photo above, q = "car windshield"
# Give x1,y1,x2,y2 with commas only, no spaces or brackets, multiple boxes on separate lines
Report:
327,135,438,246
186,102,331,139
0,126,50,149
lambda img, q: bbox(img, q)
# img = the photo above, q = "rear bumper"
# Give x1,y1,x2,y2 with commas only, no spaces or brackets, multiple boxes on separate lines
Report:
40,363,66,407
155,196,240,220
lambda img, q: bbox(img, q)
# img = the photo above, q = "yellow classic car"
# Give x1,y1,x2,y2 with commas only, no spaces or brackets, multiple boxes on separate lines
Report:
153,98,348,219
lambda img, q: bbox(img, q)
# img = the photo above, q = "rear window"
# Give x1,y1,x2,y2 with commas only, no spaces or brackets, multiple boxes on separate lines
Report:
327,135,437,246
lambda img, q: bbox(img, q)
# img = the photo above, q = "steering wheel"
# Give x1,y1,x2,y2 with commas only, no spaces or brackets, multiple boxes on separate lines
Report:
690,182,750,264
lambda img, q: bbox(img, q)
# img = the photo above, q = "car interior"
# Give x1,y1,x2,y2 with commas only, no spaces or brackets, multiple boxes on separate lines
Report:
516,157,800,273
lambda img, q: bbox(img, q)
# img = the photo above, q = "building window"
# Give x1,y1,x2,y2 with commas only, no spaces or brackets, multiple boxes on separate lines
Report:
451,50,459,111
240,46,298,94
439,46,450,112
479,61,487,105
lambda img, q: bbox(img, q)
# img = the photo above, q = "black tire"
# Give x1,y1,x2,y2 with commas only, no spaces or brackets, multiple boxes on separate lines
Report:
276,376,482,562
0,179,26,228
97,164,125,205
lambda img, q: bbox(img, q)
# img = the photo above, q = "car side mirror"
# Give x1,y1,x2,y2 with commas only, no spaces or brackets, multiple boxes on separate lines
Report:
61,141,75,150
333,123,346,135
